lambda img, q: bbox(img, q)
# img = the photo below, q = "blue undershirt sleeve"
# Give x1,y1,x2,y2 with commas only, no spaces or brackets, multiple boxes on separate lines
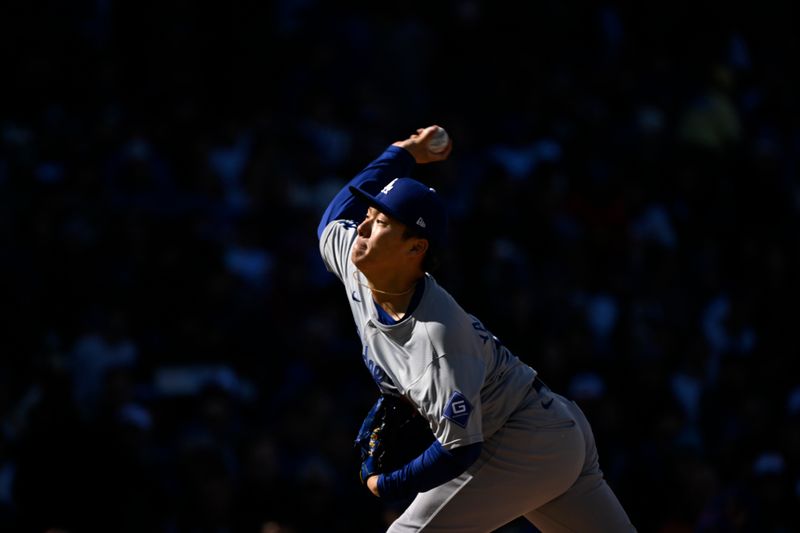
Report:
317,145,415,239
377,441,482,501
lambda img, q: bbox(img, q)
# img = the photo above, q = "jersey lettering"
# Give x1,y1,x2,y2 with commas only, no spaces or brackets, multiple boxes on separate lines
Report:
472,319,505,350
472,319,487,333
472,319,493,344
361,345,391,388
338,220,358,230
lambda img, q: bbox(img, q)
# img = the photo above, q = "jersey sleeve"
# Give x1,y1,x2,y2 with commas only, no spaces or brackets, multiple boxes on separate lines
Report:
319,219,359,283
408,352,486,450
317,145,415,240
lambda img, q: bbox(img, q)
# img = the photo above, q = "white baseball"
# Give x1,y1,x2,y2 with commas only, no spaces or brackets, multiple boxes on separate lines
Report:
427,126,450,154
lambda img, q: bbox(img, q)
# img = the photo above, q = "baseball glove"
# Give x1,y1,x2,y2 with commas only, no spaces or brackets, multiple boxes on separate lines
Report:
354,393,435,485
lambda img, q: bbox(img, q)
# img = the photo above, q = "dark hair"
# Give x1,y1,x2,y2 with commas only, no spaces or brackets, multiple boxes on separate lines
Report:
402,226,442,273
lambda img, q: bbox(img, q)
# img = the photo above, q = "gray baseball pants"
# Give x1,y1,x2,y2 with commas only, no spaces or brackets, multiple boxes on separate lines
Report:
387,386,636,532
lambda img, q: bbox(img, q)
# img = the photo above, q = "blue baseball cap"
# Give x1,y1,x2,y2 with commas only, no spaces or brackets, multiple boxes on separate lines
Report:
349,177,448,245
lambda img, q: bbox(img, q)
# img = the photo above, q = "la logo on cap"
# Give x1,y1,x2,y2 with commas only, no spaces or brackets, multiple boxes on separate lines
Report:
380,179,398,195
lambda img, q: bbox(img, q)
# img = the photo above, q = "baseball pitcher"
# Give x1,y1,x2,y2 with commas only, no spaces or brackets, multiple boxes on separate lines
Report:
317,126,636,532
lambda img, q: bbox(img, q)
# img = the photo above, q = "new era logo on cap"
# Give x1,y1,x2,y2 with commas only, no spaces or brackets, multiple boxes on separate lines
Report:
416,217,426,228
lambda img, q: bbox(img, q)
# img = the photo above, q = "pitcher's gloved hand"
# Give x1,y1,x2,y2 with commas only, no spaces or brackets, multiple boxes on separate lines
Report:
354,394,435,488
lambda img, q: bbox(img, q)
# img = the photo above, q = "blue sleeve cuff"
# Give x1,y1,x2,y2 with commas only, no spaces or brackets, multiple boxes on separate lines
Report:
377,441,482,501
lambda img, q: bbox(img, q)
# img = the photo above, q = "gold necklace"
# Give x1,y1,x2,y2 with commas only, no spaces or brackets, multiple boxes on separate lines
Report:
352,271,417,296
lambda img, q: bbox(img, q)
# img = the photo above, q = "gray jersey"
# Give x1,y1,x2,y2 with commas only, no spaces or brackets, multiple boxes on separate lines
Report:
320,218,536,450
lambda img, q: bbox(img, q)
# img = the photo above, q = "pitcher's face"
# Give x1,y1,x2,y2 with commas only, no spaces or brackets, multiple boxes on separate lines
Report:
351,207,414,273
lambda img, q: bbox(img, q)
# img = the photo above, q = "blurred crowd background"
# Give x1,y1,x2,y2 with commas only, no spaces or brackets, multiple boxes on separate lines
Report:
1,1,799,532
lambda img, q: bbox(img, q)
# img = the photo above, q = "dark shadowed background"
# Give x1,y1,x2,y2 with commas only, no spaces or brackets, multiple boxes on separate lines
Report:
1,1,799,532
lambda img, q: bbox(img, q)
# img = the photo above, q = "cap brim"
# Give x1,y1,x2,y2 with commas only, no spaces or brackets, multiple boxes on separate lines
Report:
348,185,407,226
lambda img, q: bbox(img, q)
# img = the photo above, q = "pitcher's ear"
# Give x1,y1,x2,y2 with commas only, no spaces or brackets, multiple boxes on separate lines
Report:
410,238,429,257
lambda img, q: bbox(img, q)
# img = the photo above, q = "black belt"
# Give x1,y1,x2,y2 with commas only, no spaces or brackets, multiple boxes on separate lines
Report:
532,376,547,393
